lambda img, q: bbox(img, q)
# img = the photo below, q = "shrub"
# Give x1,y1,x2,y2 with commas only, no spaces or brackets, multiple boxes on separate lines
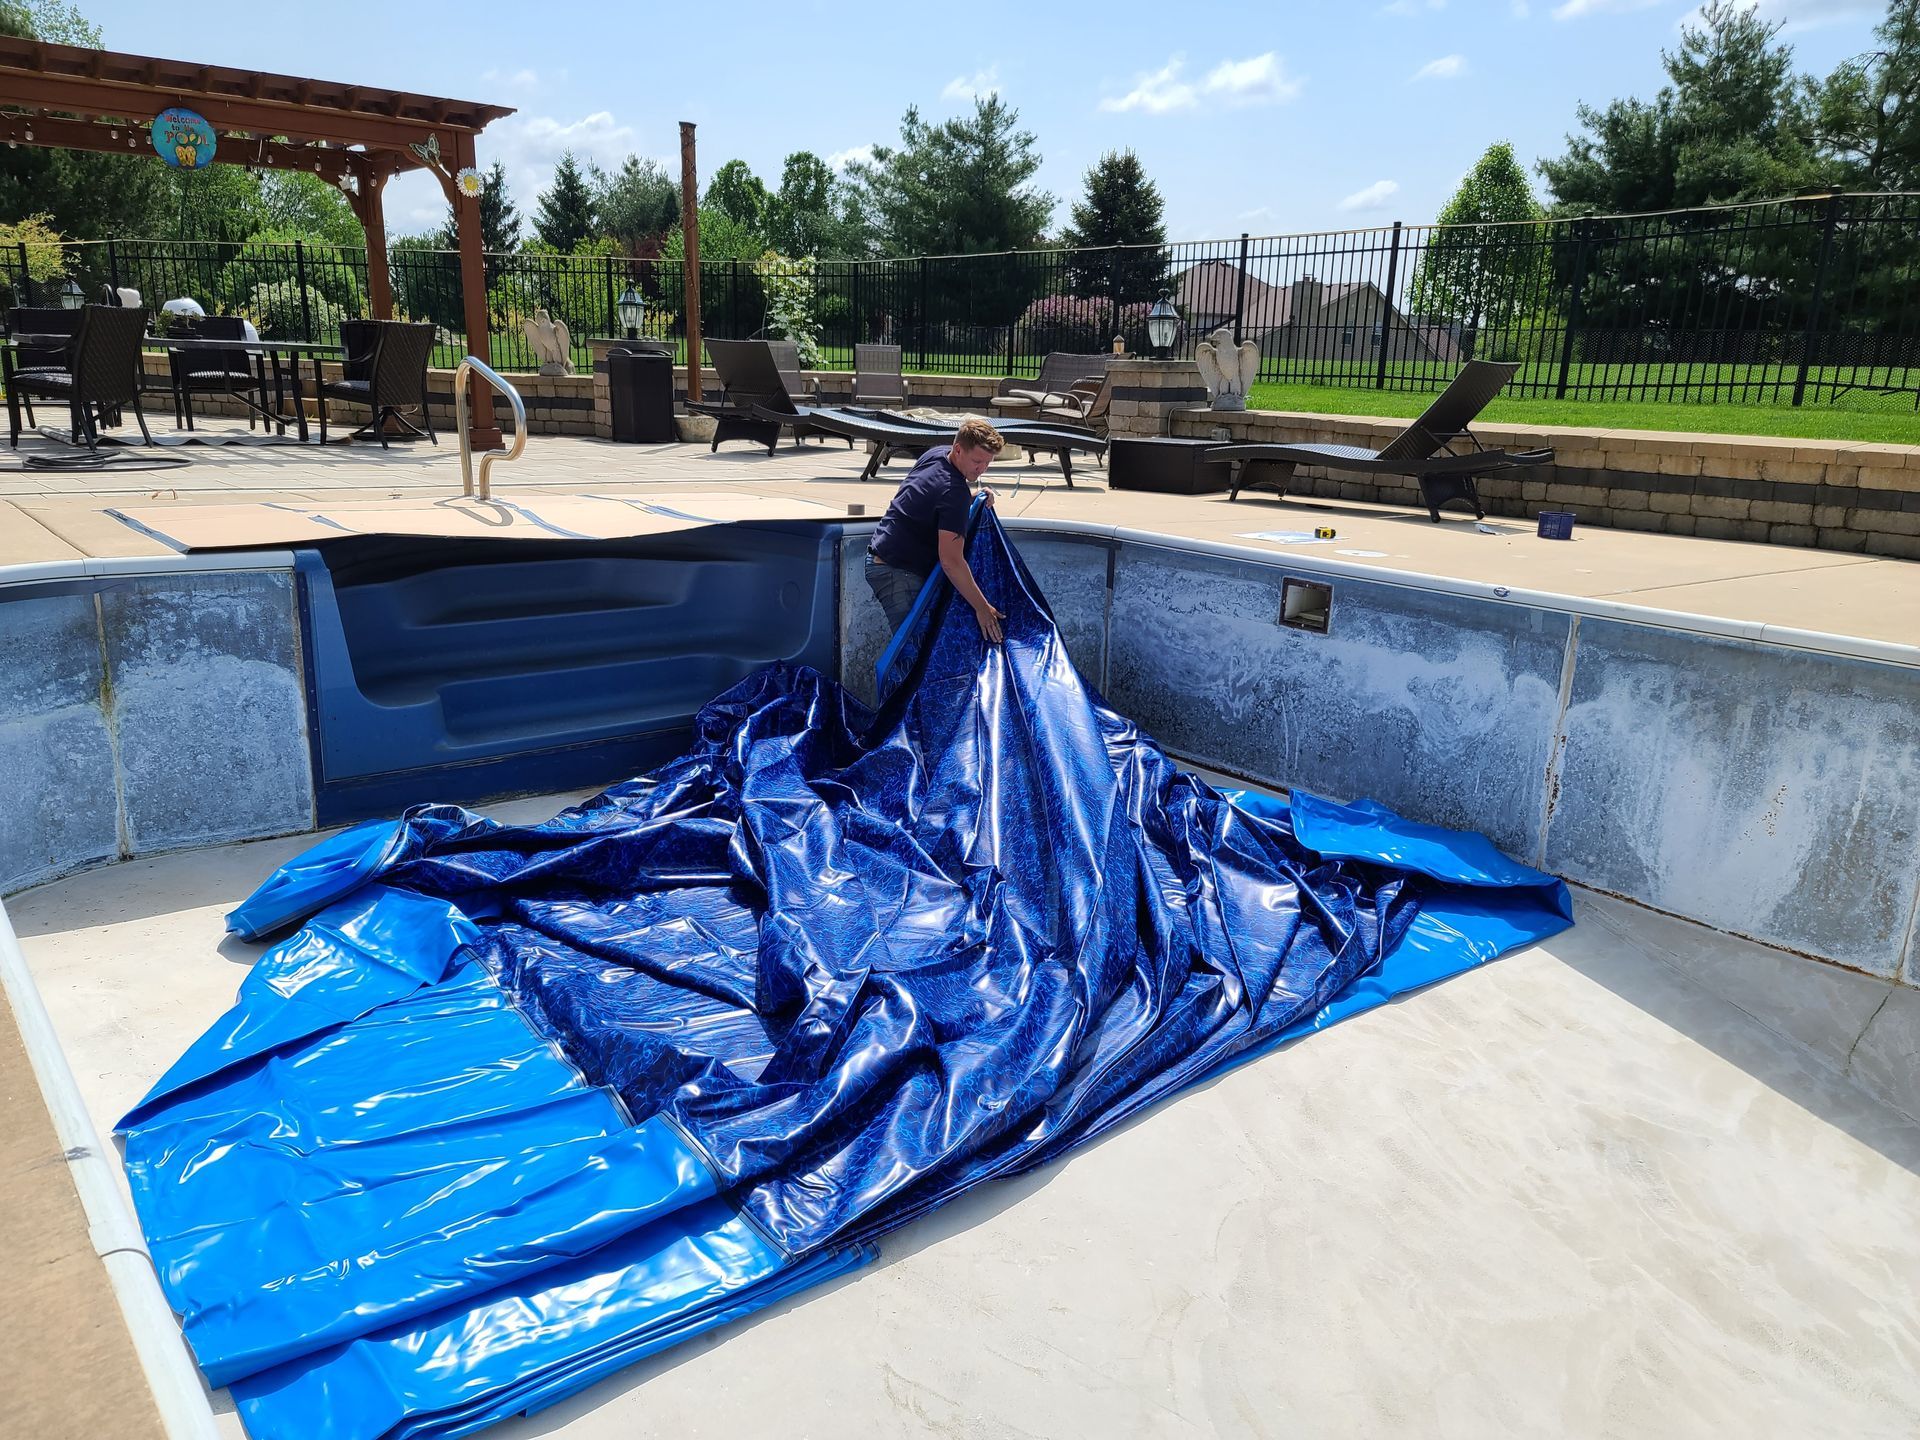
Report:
1019,294,1151,353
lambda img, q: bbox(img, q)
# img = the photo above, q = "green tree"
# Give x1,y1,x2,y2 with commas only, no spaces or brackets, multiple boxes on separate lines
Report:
1059,149,1167,304
590,154,678,253
1813,0,1920,191
1538,0,1827,213
256,172,362,247
849,96,1054,324
849,96,1054,257
704,159,769,233
532,151,595,251
763,151,873,257
1407,141,1550,354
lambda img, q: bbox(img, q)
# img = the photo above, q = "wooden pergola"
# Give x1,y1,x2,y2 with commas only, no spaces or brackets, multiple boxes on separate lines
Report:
0,37,514,446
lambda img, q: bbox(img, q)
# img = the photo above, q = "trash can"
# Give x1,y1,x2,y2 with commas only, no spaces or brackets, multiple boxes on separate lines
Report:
607,342,675,443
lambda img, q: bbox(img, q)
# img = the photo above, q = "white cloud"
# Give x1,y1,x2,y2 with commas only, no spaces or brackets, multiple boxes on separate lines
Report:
1100,51,1301,114
942,66,1000,101
1338,179,1400,212
826,143,875,170
1413,54,1468,79
1099,57,1197,113
1203,52,1303,106
1552,0,1662,19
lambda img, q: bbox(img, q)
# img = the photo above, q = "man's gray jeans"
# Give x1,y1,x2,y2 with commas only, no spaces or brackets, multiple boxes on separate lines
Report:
865,552,929,634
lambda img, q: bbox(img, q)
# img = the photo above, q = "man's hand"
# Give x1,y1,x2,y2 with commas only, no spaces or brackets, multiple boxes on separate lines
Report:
973,600,1005,645
980,487,996,507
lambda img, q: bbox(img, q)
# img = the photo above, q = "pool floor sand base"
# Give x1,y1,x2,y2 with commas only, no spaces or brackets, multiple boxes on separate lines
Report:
6,792,1920,1439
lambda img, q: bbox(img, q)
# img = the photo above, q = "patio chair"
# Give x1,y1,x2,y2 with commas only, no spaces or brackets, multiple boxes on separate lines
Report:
990,351,1110,418
7,304,153,449
3,306,80,429
167,314,270,431
850,344,911,407
764,339,820,405
318,320,437,447
690,337,849,453
1214,360,1552,522
1038,370,1115,437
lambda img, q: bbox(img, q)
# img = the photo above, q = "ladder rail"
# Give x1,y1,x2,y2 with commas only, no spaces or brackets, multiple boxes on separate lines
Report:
454,356,527,500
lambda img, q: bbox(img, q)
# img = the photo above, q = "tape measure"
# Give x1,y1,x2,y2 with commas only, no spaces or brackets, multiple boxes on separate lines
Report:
1313,526,1337,540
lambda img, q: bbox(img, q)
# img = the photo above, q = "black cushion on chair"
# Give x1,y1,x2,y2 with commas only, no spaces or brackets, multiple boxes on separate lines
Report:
183,369,257,384
13,371,75,394
321,379,372,401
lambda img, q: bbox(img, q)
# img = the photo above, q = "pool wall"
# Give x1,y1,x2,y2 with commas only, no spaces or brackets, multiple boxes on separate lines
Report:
4,526,1916,986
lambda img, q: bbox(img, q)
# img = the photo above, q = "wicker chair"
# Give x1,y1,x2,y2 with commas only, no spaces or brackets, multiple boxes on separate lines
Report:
318,320,437,446
167,314,270,431
850,344,910,407
7,304,152,448
3,306,81,429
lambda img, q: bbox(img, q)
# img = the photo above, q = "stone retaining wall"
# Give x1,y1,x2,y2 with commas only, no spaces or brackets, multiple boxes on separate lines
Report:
1170,406,1920,560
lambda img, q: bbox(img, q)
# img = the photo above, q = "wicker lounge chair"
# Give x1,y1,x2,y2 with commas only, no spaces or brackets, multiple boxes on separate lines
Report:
690,338,849,453
989,351,1110,418
800,406,1105,486
1214,361,1551,521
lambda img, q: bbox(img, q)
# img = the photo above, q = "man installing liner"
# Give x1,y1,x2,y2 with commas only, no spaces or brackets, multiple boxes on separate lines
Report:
864,416,1007,644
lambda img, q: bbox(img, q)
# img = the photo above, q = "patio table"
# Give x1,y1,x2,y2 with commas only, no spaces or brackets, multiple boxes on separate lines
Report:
3,333,345,443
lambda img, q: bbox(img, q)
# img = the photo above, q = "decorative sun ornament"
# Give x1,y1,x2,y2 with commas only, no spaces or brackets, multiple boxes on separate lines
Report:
456,167,485,198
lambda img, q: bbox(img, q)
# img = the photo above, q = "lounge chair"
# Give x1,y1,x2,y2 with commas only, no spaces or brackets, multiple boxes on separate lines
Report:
801,406,1106,487
764,339,820,405
850,344,910,407
1038,370,1114,436
1213,360,1552,522
689,337,849,453
7,304,153,448
990,351,1110,418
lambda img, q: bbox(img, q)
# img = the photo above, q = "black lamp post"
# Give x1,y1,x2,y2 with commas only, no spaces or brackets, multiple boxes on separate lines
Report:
1146,290,1179,358
616,284,644,341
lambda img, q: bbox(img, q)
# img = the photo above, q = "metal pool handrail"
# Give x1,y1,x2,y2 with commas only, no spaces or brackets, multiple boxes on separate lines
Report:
454,356,527,500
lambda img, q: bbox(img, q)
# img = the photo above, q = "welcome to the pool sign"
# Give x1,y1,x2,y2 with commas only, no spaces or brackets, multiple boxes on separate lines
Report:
151,107,216,169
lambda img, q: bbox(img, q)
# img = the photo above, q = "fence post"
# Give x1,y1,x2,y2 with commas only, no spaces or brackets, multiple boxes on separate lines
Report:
1232,233,1250,346
1791,194,1841,408
14,241,28,305
605,256,617,337
1554,219,1592,400
294,240,314,340
1374,221,1403,390
106,238,120,297
918,257,930,370
1004,270,1016,377
730,258,740,337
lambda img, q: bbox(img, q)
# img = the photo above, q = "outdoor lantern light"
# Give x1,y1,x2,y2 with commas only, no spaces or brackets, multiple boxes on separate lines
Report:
1146,291,1179,358
59,276,84,309
616,284,644,340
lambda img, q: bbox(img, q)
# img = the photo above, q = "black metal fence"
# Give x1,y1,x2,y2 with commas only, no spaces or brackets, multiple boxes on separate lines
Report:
9,192,1917,407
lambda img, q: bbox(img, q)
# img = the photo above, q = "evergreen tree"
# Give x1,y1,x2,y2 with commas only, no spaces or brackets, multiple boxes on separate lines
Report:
764,151,874,257
1059,149,1167,303
1813,0,1920,192
1407,141,1547,336
591,154,678,253
532,151,595,252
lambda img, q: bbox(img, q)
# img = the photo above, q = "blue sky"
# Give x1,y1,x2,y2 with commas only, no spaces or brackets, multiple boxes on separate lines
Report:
85,0,1890,243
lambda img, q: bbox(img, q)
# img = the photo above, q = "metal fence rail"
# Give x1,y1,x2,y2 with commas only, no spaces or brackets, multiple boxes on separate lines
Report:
10,193,1916,406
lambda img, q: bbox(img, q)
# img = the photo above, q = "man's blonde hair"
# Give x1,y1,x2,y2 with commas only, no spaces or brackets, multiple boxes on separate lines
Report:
955,416,1005,454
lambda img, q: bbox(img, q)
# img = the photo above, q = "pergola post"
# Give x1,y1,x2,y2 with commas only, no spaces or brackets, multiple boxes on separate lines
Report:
450,129,502,451
350,163,393,320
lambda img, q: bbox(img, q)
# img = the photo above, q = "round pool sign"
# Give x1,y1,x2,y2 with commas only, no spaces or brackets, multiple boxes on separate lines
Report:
151,107,216,169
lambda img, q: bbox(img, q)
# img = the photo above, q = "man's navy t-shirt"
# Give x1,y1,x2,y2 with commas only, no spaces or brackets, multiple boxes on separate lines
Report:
869,446,970,576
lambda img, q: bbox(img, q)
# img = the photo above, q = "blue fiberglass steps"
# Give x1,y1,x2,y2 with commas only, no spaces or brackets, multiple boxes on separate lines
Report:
296,529,839,823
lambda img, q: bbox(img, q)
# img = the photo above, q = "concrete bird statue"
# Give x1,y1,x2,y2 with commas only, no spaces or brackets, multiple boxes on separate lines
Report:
1195,326,1259,411
523,308,573,376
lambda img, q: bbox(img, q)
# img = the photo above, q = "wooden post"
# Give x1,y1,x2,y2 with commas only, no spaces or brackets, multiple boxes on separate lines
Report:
679,121,702,403
451,130,502,450
351,164,394,320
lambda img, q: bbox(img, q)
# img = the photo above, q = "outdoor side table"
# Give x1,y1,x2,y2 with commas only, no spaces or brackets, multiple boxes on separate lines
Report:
1108,437,1234,494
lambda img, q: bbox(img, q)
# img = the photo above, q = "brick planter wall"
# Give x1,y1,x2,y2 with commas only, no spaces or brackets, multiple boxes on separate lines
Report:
1170,407,1920,559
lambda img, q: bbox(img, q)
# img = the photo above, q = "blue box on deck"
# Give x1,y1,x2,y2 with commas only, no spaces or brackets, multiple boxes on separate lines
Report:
1537,511,1576,540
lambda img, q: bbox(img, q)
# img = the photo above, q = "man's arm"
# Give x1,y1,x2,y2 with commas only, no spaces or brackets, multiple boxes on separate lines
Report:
937,530,1004,644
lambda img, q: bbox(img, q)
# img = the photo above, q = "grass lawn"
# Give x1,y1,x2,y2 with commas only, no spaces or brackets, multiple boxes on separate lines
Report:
1244,381,1920,444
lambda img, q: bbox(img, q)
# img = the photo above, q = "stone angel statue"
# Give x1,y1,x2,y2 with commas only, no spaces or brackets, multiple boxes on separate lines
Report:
1194,326,1259,411
522,308,574,376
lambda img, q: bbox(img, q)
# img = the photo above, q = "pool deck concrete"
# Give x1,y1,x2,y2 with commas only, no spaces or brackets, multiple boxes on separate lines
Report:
6,790,1920,1439
0,428,1915,650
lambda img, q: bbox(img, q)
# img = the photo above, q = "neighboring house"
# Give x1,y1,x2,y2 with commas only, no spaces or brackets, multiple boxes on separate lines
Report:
1175,261,1461,366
